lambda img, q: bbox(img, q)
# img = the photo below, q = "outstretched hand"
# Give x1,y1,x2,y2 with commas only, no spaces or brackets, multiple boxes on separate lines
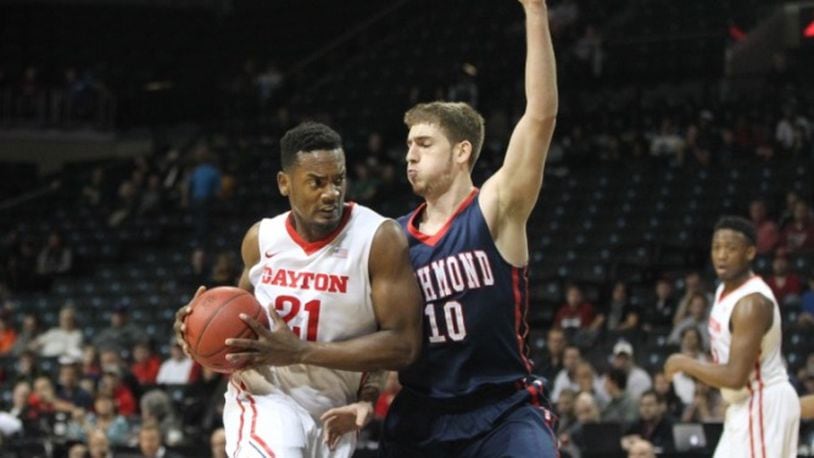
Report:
225,308,308,367
320,402,374,451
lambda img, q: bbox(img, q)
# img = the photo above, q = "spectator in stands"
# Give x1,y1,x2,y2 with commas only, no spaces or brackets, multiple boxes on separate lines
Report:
642,278,676,331
138,174,164,216
210,427,227,458
97,368,136,417
0,381,29,439
602,367,639,424
652,371,684,419
553,284,603,332
93,302,148,354
131,341,161,386
11,313,42,356
183,248,209,288
672,271,711,326
137,421,182,458
80,344,101,381
56,360,93,410
779,191,801,228
108,178,138,228
680,382,724,423
32,304,83,358
348,162,380,204
87,428,113,458
208,252,239,287
555,388,577,433
66,395,130,446
80,167,107,208
185,146,222,246
604,281,641,337
626,438,656,458
156,340,194,385
575,361,609,407
668,292,710,348
99,348,139,394
539,327,567,382
797,272,814,328
140,390,184,447
11,350,39,385
781,200,814,254
610,340,652,401
624,390,674,452
26,376,76,434
766,252,802,305
36,230,73,277
649,117,685,166
447,63,479,108
750,199,780,255
559,391,601,458
0,313,16,355
551,345,582,401
672,327,708,405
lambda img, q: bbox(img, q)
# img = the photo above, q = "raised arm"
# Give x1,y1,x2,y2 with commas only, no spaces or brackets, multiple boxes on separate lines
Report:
664,293,772,389
227,220,423,372
482,0,557,222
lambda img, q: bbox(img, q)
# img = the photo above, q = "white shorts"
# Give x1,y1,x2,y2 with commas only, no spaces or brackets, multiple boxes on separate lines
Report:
713,382,800,458
223,382,355,458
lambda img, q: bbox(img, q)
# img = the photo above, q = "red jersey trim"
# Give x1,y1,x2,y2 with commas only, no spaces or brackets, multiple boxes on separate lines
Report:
407,188,478,247
285,202,355,255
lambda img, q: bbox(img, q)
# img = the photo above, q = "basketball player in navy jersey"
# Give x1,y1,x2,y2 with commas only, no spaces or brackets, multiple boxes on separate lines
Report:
380,0,558,456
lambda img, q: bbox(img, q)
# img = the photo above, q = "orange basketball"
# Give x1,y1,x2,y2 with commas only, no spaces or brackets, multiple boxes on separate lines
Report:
183,286,269,374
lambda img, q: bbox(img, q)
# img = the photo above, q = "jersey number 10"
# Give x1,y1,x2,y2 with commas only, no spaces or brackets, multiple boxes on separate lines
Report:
274,295,321,341
425,301,467,343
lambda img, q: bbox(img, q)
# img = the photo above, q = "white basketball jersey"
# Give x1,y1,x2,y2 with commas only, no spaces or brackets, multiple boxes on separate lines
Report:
708,275,788,404
237,202,387,419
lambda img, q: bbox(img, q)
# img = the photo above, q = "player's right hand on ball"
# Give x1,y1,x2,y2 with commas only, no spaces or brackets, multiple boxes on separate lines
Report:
174,285,206,356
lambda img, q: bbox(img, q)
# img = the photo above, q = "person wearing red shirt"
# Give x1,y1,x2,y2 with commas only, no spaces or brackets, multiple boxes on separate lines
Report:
766,253,802,305
554,284,603,331
749,199,780,255
781,201,814,254
0,315,17,355
131,341,161,386
98,368,137,417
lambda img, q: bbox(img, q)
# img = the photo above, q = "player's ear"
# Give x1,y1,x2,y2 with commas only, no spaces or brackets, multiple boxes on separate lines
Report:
454,141,472,167
277,171,290,197
746,245,757,262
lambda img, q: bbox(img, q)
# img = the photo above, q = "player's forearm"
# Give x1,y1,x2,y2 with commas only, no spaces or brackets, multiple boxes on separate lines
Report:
681,358,749,390
299,330,418,372
523,4,558,121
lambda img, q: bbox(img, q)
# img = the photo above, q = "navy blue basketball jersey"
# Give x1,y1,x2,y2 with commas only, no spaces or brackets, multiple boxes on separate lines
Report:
397,188,533,398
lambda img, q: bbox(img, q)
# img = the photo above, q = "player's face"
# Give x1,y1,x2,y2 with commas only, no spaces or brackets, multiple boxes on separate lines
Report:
278,149,347,234
710,229,755,282
405,123,456,197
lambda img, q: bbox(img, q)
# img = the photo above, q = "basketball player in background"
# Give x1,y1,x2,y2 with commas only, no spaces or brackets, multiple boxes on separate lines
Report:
380,0,558,455
664,216,800,458
175,122,423,457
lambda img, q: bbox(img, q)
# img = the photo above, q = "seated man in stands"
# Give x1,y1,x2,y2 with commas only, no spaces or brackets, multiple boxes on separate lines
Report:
623,390,674,452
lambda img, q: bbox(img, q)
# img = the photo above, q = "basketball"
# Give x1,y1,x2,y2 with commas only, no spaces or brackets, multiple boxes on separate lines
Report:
183,286,269,374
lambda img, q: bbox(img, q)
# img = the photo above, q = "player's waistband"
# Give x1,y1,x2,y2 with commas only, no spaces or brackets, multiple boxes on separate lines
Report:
401,377,546,412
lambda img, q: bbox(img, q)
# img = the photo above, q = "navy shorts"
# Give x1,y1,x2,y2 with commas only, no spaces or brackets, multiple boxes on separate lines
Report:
380,382,558,458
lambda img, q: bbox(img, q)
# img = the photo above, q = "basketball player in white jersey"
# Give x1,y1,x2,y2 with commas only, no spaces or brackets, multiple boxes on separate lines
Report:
175,122,423,457
664,216,800,458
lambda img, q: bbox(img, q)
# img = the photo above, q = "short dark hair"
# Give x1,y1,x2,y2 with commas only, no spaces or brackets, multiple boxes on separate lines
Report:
713,215,756,246
279,122,343,170
607,367,628,391
640,389,663,404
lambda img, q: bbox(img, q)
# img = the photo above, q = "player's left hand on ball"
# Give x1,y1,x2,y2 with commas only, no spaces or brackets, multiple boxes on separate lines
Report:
224,309,307,367
320,402,374,451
